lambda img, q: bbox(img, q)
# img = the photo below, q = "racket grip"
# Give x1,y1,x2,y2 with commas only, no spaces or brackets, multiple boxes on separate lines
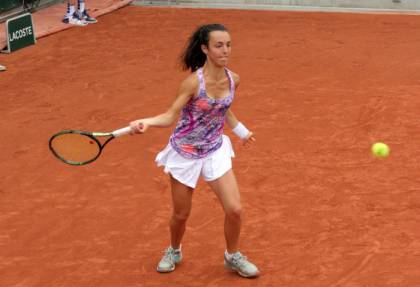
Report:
112,126,132,137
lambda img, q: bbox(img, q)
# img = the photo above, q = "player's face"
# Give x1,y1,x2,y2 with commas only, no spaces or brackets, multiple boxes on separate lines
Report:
202,31,231,67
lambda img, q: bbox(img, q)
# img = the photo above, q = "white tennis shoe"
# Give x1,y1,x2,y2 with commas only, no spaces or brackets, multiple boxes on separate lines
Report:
224,251,260,278
62,16,87,26
157,246,182,273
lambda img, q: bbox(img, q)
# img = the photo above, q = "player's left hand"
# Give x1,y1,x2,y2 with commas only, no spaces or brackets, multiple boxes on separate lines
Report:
242,131,256,147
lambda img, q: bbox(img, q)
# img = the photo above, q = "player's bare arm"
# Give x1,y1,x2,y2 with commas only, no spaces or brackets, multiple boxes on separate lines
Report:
130,74,198,133
225,73,255,145
226,109,255,145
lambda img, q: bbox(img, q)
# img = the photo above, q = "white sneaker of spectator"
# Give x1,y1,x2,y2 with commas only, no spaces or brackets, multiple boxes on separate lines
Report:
62,16,87,26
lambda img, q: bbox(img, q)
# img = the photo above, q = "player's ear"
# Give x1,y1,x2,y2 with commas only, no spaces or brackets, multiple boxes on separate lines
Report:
201,44,208,55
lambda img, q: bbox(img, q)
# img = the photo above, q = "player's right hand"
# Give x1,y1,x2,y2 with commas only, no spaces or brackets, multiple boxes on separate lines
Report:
129,119,148,134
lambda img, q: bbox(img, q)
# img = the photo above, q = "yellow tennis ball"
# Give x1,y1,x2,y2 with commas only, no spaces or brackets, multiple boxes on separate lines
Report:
371,142,390,158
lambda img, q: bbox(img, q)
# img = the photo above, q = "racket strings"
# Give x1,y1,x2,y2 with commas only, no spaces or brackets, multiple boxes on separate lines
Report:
50,133,101,164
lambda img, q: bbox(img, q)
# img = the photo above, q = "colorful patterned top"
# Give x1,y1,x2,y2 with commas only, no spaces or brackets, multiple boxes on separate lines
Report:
170,67,235,159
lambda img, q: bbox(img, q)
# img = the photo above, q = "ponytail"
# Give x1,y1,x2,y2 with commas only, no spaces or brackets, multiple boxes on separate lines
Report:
180,24,228,72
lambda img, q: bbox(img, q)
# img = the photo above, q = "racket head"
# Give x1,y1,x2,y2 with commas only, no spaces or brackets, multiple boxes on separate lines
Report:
49,130,106,166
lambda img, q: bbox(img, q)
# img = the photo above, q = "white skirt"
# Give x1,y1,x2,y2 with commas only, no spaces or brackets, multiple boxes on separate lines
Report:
156,135,235,188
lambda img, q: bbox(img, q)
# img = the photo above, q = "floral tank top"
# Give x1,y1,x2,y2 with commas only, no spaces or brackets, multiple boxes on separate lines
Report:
169,67,235,159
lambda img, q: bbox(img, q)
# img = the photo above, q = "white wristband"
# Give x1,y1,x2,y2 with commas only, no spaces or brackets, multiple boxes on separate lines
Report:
232,122,250,139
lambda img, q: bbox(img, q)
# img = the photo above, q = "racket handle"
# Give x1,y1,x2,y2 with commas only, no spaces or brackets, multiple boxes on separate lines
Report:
112,126,132,137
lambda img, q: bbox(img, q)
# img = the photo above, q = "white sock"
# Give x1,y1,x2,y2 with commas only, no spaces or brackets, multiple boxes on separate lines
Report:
225,250,235,260
78,0,85,13
172,245,181,253
66,4,75,18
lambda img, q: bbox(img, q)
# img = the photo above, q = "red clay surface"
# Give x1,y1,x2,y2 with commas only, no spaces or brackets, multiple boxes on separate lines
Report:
1,6,420,287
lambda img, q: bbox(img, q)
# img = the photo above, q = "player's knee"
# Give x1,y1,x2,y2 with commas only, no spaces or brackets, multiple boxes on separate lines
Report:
172,210,191,223
226,205,242,221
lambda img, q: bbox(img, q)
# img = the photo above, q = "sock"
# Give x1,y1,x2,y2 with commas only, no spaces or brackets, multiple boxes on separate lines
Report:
225,250,235,260
78,0,85,13
172,245,181,253
66,3,75,18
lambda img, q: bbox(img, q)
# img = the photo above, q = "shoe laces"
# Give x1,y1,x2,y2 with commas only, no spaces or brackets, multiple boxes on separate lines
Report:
231,252,249,267
162,248,175,263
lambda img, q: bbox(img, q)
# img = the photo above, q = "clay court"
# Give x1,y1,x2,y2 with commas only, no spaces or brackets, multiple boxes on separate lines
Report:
1,4,420,287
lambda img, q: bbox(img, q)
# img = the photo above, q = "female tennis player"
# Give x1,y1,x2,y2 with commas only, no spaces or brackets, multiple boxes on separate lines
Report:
130,24,259,278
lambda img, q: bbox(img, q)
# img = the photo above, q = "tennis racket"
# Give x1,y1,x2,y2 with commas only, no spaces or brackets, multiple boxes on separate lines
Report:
49,126,132,166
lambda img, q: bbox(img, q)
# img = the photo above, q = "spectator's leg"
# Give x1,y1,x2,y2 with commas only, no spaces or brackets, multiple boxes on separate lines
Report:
77,0,98,24
63,0,87,26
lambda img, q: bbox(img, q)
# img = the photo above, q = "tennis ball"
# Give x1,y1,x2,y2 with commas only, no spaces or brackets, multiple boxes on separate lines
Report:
371,142,390,158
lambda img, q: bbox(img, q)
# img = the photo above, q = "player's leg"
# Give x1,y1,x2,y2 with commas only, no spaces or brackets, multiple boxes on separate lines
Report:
62,0,87,26
0,64,6,72
157,175,194,273
75,0,98,24
169,175,194,249
207,169,260,278
207,169,241,252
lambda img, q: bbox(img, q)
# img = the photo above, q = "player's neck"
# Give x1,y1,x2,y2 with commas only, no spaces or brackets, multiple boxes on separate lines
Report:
202,62,226,81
